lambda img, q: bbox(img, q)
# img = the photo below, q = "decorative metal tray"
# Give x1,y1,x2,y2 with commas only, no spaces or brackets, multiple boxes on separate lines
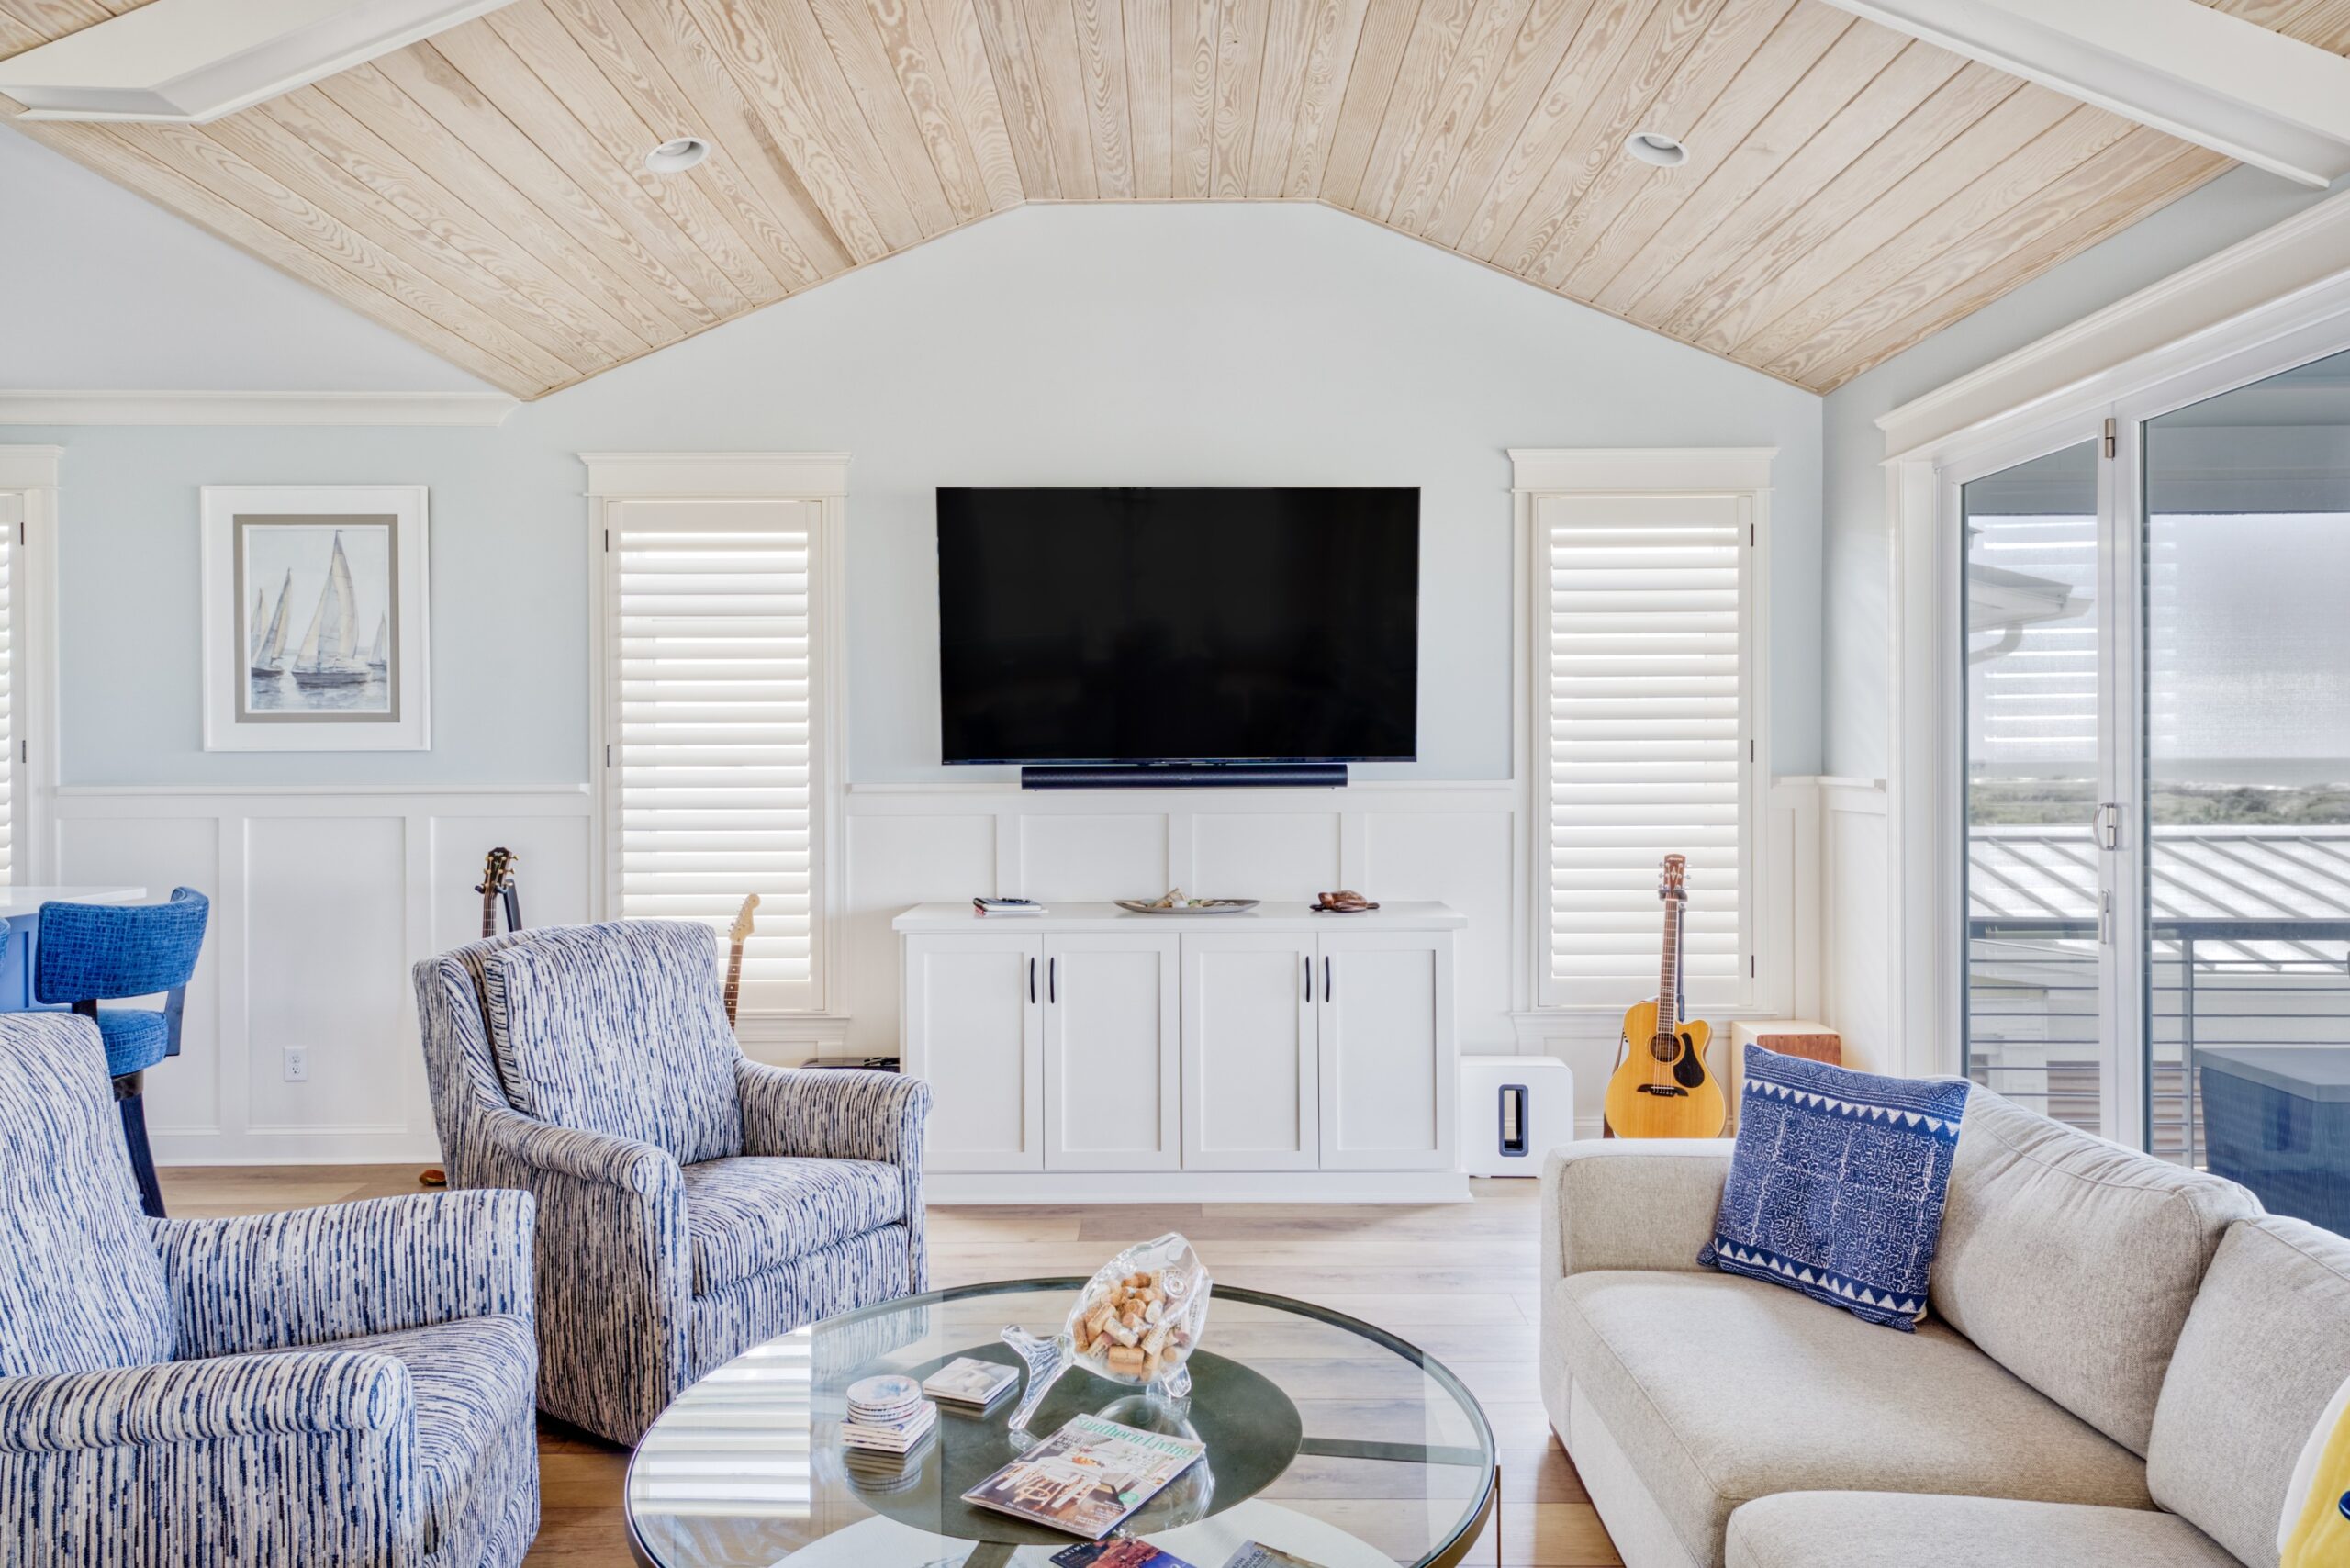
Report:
1113,899,1259,915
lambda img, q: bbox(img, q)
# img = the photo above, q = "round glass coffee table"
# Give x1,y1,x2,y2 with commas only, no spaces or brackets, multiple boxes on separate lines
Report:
626,1279,1496,1568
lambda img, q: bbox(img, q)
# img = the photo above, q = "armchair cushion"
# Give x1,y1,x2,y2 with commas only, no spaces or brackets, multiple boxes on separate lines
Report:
481,922,743,1167
276,1314,537,1560
0,1014,173,1378
683,1157,907,1296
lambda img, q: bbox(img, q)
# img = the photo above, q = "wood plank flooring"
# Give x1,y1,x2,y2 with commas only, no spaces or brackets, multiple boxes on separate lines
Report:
156,1169,1611,1567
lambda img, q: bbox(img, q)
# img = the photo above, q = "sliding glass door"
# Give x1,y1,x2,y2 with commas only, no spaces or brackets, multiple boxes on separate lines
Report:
1961,441,2109,1135
1953,336,2350,1238
2138,349,2350,1211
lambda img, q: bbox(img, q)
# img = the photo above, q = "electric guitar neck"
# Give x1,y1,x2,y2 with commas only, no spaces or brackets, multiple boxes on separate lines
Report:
724,893,759,1029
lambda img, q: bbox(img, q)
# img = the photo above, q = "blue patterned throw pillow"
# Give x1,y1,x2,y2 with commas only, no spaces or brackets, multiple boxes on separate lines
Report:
1701,1045,1971,1331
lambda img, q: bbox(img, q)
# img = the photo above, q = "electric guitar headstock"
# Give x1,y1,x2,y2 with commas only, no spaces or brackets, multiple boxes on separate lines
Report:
722,893,759,1029
729,892,760,946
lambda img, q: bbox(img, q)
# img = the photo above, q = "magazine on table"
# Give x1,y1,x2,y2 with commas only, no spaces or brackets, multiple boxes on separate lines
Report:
960,1413,1205,1539
1048,1540,1333,1568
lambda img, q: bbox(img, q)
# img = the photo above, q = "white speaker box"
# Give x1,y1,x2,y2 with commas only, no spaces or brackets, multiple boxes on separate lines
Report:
1458,1053,1574,1176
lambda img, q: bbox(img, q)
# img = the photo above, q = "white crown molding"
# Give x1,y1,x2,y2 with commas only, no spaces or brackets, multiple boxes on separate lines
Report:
0,390,519,426
1877,185,2350,463
579,452,851,499
0,445,63,489
1509,446,1777,494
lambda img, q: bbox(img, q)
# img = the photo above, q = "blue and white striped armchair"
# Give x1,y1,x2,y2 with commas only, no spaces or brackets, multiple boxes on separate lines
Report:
0,1013,539,1568
413,920,930,1446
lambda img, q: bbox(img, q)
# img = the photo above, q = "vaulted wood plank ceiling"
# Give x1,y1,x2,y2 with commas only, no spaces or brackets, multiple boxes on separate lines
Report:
5,0,2345,399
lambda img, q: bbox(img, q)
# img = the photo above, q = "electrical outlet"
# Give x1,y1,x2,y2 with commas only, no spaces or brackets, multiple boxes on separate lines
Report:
282,1047,308,1083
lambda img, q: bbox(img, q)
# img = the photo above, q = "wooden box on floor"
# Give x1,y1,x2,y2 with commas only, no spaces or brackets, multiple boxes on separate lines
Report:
1724,1021,1843,1131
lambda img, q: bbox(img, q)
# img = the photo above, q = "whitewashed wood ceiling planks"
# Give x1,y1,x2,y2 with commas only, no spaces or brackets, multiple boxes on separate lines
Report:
6,0,2346,398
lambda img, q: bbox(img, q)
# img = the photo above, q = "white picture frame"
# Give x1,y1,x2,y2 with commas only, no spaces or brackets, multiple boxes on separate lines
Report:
199,485,431,751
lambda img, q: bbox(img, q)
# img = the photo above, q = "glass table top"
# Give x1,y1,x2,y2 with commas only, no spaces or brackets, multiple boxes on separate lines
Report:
626,1280,1497,1568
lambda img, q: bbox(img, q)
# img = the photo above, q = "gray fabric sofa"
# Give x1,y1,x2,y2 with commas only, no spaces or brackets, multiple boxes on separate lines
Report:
1539,1089,2350,1568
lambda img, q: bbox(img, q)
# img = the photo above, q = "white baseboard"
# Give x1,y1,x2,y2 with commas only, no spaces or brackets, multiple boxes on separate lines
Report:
924,1170,1472,1204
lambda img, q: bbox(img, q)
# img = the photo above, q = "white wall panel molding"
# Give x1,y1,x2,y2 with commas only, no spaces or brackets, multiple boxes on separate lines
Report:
1878,187,2350,463
56,784,592,1165
0,391,518,426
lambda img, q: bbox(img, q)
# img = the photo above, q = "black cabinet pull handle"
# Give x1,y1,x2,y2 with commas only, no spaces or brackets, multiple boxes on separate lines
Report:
1303,954,1311,1001
1029,957,1036,1004
1323,956,1331,1002
1048,957,1057,1004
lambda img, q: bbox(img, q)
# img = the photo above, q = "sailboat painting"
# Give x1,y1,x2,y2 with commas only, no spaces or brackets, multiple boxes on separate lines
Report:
239,521,397,717
202,486,430,752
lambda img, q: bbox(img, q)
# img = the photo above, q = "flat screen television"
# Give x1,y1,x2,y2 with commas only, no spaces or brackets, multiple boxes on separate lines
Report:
937,487,1419,766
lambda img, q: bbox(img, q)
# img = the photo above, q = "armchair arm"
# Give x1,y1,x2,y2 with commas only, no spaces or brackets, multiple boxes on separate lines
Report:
737,1061,931,1167
0,1352,415,1565
1540,1140,1733,1281
154,1190,535,1361
465,1103,689,1446
0,1349,408,1454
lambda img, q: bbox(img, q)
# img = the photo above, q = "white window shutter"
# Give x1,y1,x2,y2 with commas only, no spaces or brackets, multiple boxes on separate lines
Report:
1539,492,1751,1009
608,499,822,1013
0,498,17,884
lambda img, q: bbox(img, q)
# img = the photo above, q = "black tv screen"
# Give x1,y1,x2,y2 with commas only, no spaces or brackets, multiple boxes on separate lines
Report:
937,487,1419,765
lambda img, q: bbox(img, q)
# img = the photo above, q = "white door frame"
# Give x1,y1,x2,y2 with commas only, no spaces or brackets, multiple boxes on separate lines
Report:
0,446,61,887
1886,291,2350,1149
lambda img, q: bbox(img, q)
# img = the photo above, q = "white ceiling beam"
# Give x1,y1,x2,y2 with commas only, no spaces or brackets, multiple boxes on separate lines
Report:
1817,0,2350,188
0,0,518,124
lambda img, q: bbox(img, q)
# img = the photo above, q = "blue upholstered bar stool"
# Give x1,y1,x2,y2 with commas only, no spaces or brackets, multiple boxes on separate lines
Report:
36,886,208,1218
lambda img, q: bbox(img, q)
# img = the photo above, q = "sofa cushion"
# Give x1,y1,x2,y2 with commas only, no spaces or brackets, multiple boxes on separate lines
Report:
0,1014,174,1378
1703,1046,1969,1328
480,922,743,1167
681,1157,908,1295
1550,1269,2152,1565
1726,1492,2239,1568
271,1313,536,1561
1930,1090,2259,1455
2149,1215,2350,1568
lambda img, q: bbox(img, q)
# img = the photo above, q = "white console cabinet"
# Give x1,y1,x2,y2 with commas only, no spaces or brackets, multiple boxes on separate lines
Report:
895,902,1465,1202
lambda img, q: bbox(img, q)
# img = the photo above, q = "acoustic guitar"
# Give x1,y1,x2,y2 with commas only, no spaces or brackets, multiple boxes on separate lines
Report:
723,893,758,1030
422,847,524,1191
476,846,520,938
1602,854,1727,1138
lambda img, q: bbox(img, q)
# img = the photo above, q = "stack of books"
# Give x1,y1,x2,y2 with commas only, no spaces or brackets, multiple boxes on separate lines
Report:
923,1355,1020,1414
973,897,1046,917
841,1373,938,1458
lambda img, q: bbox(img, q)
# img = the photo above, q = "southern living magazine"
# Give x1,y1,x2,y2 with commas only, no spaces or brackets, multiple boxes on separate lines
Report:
960,1414,1206,1539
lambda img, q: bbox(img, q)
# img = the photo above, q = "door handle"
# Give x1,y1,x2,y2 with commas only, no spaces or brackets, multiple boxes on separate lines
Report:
1322,956,1331,1003
1303,954,1311,1001
1048,956,1057,1004
1029,957,1036,1004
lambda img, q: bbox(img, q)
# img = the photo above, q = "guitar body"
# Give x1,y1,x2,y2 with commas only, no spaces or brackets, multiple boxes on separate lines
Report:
1603,1004,1725,1138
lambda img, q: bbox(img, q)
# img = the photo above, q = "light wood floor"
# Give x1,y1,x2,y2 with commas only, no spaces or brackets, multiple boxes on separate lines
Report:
158,1168,1617,1568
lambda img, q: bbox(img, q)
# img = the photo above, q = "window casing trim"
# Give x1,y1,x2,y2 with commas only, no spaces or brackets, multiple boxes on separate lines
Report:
584,454,846,1020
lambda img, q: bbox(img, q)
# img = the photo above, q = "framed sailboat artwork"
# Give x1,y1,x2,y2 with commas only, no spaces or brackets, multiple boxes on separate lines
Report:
198,486,431,750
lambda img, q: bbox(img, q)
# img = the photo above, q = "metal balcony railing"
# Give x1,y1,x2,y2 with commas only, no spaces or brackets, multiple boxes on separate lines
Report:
1966,916,2350,1165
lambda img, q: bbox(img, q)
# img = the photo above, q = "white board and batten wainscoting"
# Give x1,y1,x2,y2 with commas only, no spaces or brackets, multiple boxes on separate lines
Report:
896,901,1464,1204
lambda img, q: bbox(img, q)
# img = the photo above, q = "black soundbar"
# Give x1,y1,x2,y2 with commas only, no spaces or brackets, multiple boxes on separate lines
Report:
1020,763,1348,790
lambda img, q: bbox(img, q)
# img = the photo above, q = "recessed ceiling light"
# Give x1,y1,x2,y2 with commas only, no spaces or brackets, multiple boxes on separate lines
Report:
1625,131,1688,168
645,137,711,174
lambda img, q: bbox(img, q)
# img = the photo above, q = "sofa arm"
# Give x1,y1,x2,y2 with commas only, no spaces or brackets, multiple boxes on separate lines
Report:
155,1190,535,1361
737,1061,931,1168
0,1349,408,1454
473,1109,682,1195
1540,1140,1733,1281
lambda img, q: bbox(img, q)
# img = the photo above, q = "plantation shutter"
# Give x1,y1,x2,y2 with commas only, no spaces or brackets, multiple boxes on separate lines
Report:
1539,492,1751,1009
608,499,821,1013
0,494,18,884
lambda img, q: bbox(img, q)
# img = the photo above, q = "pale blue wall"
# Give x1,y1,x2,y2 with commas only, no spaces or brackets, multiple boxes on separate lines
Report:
7,202,1827,787
1819,166,2346,779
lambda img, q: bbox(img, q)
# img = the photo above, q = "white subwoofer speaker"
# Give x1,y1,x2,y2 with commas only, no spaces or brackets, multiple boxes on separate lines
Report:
1458,1053,1574,1176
